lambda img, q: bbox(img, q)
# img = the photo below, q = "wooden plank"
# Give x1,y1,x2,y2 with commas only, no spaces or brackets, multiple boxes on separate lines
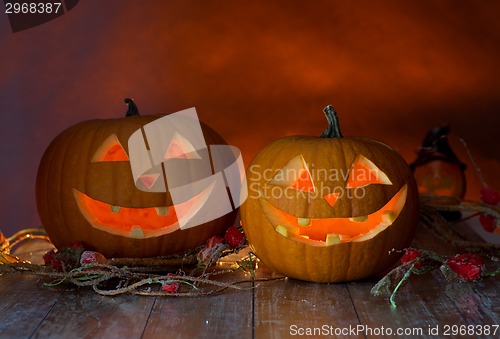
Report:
347,221,499,339
0,274,63,338
31,287,155,339
348,273,471,338
143,288,253,338
443,274,500,326
1,221,497,338
142,267,253,338
413,220,500,327
350,275,499,339
253,263,362,339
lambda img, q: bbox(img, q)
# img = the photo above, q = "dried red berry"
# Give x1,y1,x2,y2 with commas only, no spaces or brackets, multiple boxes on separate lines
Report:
51,258,63,271
42,249,64,271
479,214,497,233
445,254,484,281
70,242,85,249
197,236,227,264
401,248,423,269
43,249,56,266
224,227,245,249
162,274,181,293
80,251,107,265
206,235,224,248
480,187,500,205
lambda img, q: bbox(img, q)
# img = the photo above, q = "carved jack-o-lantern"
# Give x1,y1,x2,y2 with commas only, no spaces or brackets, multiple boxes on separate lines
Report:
241,106,419,283
36,99,238,258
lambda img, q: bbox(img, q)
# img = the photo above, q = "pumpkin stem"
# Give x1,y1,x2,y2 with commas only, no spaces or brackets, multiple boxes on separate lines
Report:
321,105,343,138
124,98,140,117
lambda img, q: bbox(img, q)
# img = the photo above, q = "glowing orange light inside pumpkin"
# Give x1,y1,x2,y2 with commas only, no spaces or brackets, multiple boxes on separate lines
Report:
260,184,407,243
74,189,178,233
346,155,392,188
164,132,201,160
291,169,315,192
91,134,129,162
138,173,161,190
323,192,339,207
268,155,316,192
101,143,129,161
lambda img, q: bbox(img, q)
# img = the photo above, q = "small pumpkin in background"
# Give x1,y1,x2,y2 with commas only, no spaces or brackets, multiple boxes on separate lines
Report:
241,105,419,283
36,99,237,258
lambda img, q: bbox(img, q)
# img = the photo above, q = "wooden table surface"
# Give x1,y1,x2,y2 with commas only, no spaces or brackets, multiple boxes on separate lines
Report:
1,222,499,339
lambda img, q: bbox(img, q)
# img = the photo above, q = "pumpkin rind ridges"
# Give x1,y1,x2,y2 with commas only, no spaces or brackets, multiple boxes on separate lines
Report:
36,106,236,258
241,107,419,283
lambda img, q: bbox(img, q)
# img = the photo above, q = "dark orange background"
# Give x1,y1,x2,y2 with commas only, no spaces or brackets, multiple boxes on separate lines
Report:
1,1,499,236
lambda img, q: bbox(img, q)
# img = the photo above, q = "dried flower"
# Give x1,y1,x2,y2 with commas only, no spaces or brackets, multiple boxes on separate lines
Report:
80,251,107,265
197,235,229,266
479,214,497,233
401,248,423,269
224,227,246,249
43,249,62,271
161,273,181,293
480,187,500,205
442,253,484,282
206,235,224,248
43,245,85,272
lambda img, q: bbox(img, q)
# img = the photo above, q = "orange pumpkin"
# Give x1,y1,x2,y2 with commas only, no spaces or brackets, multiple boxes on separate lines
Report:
241,105,419,282
36,99,236,258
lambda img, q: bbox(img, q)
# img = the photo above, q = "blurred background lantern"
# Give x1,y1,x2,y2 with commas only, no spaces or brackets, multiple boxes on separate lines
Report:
410,124,467,200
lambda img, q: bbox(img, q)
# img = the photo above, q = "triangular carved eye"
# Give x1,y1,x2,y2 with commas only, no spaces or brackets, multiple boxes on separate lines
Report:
164,132,202,160
323,192,339,207
91,134,129,162
346,155,392,188
269,155,315,192
138,173,161,190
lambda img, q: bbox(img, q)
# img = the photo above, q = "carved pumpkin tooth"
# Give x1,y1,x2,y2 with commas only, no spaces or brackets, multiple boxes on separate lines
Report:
297,217,311,226
155,207,169,216
37,99,242,259
239,104,419,283
339,234,351,242
349,215,368,222
130,226,145,239
275,225,299,238
381,210,396,224
325,233,341,246
275,225,290,237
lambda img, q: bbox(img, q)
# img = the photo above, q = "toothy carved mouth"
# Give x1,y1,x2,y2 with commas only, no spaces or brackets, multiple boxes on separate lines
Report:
259,184,408,246
73,186,212,239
